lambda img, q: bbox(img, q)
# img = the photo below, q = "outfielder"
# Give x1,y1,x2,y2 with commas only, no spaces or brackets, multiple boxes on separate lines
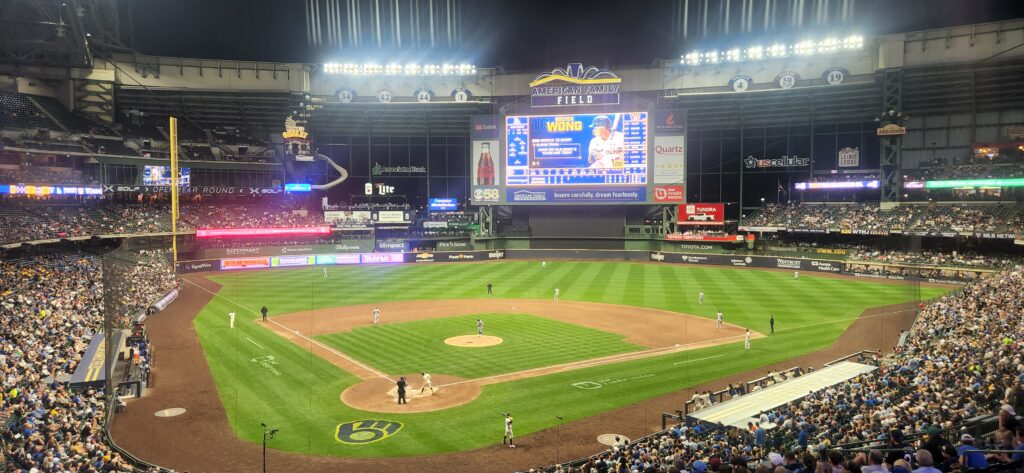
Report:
744,329,751,350
541,261,547,268
420,372,436,394
793,271,800,280
554,288,560,302
228,311,236,329
698,290,704,305
373,307,380,326
716,310,724,329
587,115,625,170
477,318,484,336
322,267,328,278
502,413,516,448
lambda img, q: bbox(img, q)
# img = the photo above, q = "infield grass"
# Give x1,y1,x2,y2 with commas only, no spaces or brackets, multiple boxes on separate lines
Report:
192,260,947,457
315,313,643,378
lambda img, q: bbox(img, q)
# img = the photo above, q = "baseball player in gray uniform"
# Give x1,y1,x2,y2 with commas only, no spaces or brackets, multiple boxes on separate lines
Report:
502,413,515,448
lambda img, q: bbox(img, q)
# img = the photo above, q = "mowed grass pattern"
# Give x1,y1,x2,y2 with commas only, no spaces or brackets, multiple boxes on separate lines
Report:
192,261,947,457
315,313,643,378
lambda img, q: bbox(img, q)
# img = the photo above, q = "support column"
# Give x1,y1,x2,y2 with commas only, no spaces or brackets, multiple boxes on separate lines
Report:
880,68,903,206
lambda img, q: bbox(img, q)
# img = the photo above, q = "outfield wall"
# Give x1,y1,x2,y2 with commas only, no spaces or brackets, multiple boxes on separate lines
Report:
174,248,991,284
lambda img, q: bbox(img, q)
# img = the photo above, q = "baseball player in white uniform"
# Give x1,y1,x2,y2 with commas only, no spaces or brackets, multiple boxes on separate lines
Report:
698,290,704,305
587,115,624,170
373,307,380,326
716,310,723,329
793,271,800,280
553,288,560,302
744,329,751,350
541,261,546,268
228,311,236,329
322,267,328,278
502,413,515,448
419,372,436,394
477,318,484,336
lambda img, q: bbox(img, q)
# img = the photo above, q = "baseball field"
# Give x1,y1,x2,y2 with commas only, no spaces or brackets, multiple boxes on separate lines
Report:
189,260,945,458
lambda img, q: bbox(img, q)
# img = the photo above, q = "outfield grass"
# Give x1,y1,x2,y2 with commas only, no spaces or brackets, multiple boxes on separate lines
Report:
315,313,643,378
193,261,946,457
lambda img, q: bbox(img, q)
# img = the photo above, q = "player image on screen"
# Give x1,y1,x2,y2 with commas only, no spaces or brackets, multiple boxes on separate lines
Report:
587,115,624,170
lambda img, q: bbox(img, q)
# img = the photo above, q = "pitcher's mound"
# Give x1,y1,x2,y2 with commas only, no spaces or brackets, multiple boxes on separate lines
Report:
341,374,481,413
444,335,503,347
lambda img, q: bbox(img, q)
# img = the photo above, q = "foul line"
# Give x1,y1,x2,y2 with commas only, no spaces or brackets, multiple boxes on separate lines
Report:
245,337,264,349
181,277,394,382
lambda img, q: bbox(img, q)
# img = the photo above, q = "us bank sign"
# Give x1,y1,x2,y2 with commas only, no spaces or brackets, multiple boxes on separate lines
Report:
530,63,621,107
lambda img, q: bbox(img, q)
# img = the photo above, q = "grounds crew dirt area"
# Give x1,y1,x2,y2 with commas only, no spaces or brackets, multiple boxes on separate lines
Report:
110,271,944,473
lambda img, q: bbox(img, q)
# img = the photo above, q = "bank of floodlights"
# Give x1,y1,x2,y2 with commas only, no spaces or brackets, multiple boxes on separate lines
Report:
322,62,477,76
680,35,864,66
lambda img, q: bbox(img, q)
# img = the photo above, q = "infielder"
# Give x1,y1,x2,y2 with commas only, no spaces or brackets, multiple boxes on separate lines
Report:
698,290,704,305
373,307,380,326
477,318,484,336
228,311,236,329
420,372,436,394
744,329,751,350
502,413,516,448
716,310,724,329
554,288,560,302
587,115,624,170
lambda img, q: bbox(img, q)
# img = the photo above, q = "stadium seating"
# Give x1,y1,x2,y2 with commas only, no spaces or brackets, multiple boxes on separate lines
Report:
0,251,174,473
0,89,61,130
746,203,1024,234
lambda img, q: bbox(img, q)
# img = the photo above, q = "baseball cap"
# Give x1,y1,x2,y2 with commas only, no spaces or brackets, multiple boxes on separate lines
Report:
926,425,941,436
1002,404,1017,416
769,453,783,465
692,460,707,472
591,115,612,129
961,433,974,442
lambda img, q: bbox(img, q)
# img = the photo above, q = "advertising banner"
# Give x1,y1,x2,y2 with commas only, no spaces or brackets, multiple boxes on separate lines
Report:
650,252,841,273
175,259,218,273
471,115,500,205
324,210,372,226
196,240,374,259
837,147,860,168
376,239,407,252
436,239,473,250
678,203,725,225
653,135,686,184
653,185,684,203
410,251,505,263
666,233,744,242
373,210,411,224
220,257,272,270
653,110,686,136
315,254,361,265
103,185,282,195
271,255,315,267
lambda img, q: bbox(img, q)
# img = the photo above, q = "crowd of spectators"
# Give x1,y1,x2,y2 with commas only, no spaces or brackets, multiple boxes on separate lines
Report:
522,267,1024,473
906,155,1024,181
847,248,1018,269
0,167,99,186
0,251,175,473
747,203,1024,234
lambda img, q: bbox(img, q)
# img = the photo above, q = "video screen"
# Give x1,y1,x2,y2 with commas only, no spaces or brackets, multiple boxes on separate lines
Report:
142,165,191,186
504,112,648,203
428,198,459,212
506,112,647,186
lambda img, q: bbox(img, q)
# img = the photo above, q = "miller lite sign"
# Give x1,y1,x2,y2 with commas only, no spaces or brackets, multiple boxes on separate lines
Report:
529,63,621,107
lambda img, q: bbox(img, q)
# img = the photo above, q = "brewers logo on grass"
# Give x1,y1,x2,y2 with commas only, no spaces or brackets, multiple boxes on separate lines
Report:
336,419,403,444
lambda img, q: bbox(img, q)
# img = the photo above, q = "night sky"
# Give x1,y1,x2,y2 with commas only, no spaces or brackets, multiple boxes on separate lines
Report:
129,0,1024,69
